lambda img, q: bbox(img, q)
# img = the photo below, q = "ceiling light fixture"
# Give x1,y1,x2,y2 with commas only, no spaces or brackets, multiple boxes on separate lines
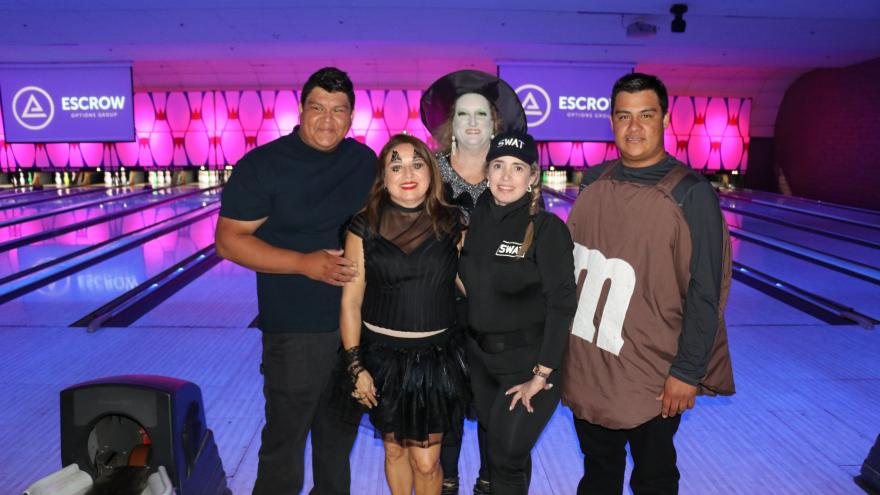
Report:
670,4,688,33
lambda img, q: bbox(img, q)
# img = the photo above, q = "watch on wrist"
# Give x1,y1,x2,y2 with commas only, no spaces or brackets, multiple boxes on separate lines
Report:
532,365,550,379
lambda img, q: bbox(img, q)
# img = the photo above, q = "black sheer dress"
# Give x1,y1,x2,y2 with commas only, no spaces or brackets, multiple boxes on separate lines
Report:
345,198,470,443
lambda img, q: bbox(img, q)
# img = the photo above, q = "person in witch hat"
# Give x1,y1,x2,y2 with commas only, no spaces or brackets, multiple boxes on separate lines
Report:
420,70,527,495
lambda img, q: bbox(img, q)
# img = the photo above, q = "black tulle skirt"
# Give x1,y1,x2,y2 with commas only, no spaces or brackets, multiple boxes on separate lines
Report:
335,325,471,443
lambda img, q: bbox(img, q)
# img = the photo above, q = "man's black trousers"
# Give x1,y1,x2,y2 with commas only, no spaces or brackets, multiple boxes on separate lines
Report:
252,331,360,495
574,414,682,495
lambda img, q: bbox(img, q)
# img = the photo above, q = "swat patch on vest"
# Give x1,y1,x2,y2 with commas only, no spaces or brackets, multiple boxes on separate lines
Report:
495,240,524,258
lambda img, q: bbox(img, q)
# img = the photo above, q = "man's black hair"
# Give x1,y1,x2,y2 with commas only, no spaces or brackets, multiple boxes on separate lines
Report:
301,67,355,109
611,73,669,115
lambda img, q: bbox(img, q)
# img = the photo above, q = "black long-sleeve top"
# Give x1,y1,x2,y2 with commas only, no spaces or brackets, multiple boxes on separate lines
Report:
579,157,724,385
459,195,578,369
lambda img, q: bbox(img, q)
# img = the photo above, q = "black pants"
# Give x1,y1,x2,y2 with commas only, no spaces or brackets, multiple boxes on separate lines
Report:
253,331,360,495
468,336,560,495
574,415,682,495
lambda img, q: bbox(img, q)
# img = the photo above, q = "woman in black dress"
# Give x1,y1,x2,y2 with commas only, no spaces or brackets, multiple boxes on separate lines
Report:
339,134,469,494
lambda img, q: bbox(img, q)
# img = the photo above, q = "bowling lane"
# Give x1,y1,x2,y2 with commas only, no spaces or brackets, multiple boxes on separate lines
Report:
0,186,201,247
721,196,880,245
0,211,220,327
544,193,573,223
0,190,220,280
726,189,880,227
0,185,66,199
132,259,257,328
729,236,880,320
722,210,879,268
0,185,119,212
0,186,148,225
724,279,825,326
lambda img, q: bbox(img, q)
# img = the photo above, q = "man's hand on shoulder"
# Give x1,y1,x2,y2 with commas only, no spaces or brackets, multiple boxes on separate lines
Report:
300,249,358,286
656,374,697,418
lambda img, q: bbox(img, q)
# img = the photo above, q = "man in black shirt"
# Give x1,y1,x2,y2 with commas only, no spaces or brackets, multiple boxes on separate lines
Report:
565,73,734,494
215,67,376,494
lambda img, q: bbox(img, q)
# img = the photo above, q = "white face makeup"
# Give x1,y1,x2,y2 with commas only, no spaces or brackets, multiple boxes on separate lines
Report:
452,93,494,151
383,143,431,208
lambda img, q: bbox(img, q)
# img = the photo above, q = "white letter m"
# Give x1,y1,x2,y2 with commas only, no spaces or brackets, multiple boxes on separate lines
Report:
572,243,636,356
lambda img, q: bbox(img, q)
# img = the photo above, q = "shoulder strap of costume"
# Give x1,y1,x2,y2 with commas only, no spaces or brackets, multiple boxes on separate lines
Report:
596,160,622,181
656,163,693,198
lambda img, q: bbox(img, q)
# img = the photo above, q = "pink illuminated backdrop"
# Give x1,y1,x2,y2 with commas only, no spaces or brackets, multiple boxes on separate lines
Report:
0,90,749,172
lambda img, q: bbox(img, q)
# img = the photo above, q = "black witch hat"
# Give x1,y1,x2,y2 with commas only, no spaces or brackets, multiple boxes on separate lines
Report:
420,70,527,137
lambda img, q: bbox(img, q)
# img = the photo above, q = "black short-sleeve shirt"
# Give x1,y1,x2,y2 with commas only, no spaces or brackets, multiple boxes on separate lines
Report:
220,126,376,333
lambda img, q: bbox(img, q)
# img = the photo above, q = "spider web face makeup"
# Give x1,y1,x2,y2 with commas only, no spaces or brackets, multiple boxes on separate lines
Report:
384,143,431,209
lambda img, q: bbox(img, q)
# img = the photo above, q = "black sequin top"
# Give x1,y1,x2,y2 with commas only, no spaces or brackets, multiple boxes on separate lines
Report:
437,153,491,221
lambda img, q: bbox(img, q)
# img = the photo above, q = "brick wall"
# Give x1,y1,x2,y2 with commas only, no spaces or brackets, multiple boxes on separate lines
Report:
775,57,880,210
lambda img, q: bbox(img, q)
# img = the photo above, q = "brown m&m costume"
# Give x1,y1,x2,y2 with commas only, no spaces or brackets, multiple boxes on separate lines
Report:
564,155,735,494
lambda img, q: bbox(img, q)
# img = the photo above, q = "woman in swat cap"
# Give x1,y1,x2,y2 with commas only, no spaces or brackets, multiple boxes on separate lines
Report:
458,131,576,495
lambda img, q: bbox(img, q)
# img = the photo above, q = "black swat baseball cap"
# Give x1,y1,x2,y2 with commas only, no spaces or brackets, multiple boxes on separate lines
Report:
487,131,538,165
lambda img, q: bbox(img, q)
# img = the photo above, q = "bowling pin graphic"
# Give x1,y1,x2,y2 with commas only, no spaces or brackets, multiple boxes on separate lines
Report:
704,98,729,170
185,91,211,167
165,92,190,165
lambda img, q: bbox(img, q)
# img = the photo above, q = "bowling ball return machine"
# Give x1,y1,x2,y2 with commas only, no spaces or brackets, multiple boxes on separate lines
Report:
23,375,229,495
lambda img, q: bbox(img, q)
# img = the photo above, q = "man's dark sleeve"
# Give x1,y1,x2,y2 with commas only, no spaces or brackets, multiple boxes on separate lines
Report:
219,157,272,221
669,180,724,386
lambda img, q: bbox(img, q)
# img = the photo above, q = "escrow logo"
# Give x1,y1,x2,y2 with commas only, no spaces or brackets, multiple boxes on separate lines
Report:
515,83,551,128
12,85,55,131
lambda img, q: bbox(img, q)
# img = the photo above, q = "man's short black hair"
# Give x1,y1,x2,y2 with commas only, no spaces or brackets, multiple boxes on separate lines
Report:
301,67,355,109
611,73,669,115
